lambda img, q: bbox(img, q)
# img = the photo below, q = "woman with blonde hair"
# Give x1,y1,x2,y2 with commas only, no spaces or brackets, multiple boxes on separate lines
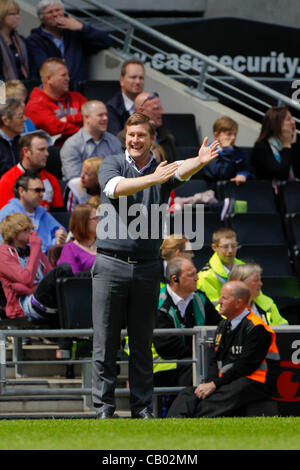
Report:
228,263,288,326
160,234,194,283
0,212,72,322
5,80,36,134
64,157,103,211
0,1,29,80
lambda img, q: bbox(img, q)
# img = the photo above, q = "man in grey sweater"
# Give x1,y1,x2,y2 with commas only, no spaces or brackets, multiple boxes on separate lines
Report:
92,112,220,419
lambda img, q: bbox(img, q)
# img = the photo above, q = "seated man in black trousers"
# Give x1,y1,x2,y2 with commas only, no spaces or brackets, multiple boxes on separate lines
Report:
167,280,280,418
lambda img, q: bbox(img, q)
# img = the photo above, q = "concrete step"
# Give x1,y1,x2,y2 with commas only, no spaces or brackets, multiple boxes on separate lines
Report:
0,395,84,413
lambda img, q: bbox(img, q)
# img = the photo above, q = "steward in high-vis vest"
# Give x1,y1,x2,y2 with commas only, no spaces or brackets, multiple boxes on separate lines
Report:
167,281,281,418
197,252,287,326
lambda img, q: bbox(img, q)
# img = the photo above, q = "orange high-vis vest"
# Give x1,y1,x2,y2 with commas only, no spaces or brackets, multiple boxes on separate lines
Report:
216,311,280,384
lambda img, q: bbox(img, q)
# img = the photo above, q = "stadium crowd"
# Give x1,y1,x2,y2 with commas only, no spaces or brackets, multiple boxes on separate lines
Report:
0,0,299,419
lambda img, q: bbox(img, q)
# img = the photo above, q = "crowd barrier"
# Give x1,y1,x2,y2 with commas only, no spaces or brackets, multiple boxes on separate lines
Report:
0,326,299,416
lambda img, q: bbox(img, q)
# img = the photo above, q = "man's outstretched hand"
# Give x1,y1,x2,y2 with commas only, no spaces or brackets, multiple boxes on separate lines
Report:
197,137,220,166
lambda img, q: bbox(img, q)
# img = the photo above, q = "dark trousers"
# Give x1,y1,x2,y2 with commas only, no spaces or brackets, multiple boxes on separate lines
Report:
154,365,193,388
92,253,161,413
167,377,271,418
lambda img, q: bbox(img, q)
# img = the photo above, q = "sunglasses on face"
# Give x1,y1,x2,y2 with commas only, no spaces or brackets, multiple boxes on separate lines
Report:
26,187,45,193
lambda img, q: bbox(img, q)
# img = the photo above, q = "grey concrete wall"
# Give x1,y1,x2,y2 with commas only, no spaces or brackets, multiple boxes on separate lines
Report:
204,0,300,29
17,0,39,36
88,51,260,147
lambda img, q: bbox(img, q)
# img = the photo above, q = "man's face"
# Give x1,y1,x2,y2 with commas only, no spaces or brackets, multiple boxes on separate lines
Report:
3,105,26,137
142,96,163,128
125,123,155,162
120,64,145,98
24,137,49,170
41,3,64,29
85,102,108,134
177,260,198,295
20,179,45,210
48,64,70,95
218,285,239,319
212,236,238,266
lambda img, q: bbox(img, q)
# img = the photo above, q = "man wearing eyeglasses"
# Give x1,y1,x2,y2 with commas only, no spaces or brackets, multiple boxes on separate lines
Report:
0,131,64,212
0,98,26,178
197,227,243,307
0,170,67,253
117,91,179,164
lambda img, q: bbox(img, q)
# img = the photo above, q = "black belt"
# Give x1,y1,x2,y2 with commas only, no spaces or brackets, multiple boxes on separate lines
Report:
97,248,156,264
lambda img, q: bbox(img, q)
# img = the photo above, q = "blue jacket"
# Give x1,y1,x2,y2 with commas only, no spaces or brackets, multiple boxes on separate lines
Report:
201,146,254,184
0,198,62,253
26,24,111,82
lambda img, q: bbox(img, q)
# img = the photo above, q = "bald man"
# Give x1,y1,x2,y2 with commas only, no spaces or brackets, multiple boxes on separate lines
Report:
117,91,179,163
60,100,122,181
167,281,280,418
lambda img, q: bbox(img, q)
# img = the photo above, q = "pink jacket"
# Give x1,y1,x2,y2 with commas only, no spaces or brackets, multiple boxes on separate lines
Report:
0,241,53,319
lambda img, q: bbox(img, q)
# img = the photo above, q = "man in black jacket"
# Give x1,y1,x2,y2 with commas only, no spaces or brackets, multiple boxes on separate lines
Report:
106,59,145,135
27,0,111,83
167,280,280,418
153,257,220,388
0,98,25,177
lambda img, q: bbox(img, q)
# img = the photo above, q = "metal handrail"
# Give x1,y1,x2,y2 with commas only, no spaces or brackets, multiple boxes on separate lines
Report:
59,0,300,120
0,327,212,400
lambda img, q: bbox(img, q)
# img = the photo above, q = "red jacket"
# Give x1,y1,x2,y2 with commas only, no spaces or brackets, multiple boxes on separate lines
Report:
0,241,53,319
25,87,87,144
0,164,64,211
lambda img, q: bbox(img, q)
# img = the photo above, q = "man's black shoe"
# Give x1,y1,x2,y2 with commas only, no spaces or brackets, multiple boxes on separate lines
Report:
96,409,118,419
131,408,154,419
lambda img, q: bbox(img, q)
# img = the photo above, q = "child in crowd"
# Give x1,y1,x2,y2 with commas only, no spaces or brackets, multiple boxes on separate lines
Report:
197,227,287,326
201,116,254,186
64,157,103,212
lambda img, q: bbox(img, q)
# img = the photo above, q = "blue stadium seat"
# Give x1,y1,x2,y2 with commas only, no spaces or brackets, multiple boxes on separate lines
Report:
217,180,278,213
227,213,287,246
56,277,92,329
163,113,200,147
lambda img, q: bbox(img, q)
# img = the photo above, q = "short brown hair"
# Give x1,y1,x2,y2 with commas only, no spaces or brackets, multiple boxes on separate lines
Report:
212,227,237,245
213,116,238,134
125,112,156,138
160,234,189,260
18,131,48,156
0,213,33,245
69,204,93,242
120,59,144,77
40,57,67,82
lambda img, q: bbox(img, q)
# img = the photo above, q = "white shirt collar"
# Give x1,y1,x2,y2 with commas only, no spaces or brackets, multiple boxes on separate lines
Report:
230,308,250,331
125,149,157,174
166,284,194,318
122,93,135,114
